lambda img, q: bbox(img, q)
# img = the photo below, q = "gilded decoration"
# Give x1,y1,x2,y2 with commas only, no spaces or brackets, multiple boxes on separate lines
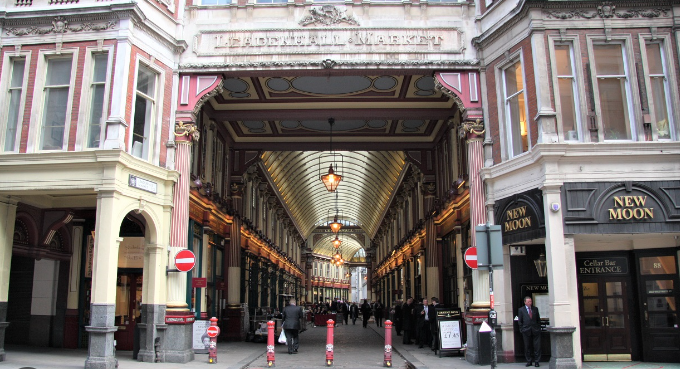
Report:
5,16,116,36
299,5,360,27
174,121,200,142
458,119,485,139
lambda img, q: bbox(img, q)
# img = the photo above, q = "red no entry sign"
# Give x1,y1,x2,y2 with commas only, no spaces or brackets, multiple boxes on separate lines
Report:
207,325,219,338
174,249,196,272
464,247,478,269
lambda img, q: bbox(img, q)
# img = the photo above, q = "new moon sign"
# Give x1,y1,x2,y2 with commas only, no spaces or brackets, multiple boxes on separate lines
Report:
175,249,196,272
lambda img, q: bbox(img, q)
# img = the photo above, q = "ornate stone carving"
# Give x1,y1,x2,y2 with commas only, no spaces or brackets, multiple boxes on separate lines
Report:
299,5,359,27
544,2,669,19
5,16,116,36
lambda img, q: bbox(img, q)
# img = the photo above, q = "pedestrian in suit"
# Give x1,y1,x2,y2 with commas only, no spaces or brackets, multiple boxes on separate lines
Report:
393,301,403,336
429,297,439,351
374,299,384,327
517,296,541,367
415,298,433,348
282,299,304,354
361,299,372,328
350,302,359,324
401,297,414,344
341,301,349,325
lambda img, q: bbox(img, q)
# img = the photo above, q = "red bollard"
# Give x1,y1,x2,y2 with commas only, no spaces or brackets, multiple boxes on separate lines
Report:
325,319,334,366
267,321,276,367
384,320,393,367
207,317,220,364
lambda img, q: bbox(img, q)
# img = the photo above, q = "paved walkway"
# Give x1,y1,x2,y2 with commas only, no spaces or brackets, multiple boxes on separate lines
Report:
3,319,680,369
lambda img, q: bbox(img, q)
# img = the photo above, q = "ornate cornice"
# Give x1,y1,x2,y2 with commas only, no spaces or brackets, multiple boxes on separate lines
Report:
458,119,485,139
473,0,673,51
299,5,359,27
179,59,479,71
4,15,115,36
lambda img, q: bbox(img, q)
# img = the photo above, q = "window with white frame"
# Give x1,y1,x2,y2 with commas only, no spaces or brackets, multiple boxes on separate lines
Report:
502,60,528,157
4,58,26,152
41,57,74,150
592,43,634,140
86,52,110,149
554,44,582,141
644,42,673,140
131,65,157,159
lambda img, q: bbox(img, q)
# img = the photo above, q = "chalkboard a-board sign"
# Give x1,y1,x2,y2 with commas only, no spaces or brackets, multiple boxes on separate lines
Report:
438,319,463,357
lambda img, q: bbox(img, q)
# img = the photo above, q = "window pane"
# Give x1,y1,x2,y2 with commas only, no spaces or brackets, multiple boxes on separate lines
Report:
582,282,599,297
93,54,108,82
136,66,156,98
650,76,670,139
583,297,599,313
132,95,152,158
41,86,69,150
559,78,578,140
508,92,527,154
594,44,625,76
10,59,25,87
87,84,106,148
645,43,663,75
640,256,677,275
505,61,523,96
555,45,572,76
608,314,625,328
46,58,73,85
648,313,677,328
647,297,676,312
597,78,631,140
646,280,673,294
6,89,22,151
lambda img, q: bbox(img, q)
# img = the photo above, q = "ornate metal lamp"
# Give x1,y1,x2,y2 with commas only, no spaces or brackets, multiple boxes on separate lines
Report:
534,253,547,277
320,118,342,192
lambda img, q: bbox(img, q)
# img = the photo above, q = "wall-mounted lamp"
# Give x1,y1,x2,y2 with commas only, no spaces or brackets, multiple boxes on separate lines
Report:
534,253,547,278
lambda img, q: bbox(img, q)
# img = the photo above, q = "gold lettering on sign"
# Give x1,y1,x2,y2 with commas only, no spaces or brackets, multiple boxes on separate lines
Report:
608,196,654,220
504,206,532,232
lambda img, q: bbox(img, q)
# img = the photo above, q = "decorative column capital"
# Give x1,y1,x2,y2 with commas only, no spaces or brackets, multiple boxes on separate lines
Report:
458,119,485,142
174,121,200,143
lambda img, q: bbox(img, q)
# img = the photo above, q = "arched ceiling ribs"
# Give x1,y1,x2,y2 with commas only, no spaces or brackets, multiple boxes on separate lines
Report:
261,151,406,239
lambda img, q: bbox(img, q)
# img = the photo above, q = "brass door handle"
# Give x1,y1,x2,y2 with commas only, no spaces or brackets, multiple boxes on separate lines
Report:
604,316,609,327
644,311,648,321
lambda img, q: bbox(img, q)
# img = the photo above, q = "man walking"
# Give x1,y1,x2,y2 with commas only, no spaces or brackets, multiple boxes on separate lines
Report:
415,298,433,348
282,299,304,354
401,297,414,344
373,299,384,327
429,297,439,351
350,302,359,324
517,296,541,367
361,299,372,328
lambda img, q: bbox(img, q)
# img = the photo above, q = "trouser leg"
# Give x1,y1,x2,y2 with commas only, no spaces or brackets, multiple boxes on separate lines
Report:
532,332,541,362
522,333,532,362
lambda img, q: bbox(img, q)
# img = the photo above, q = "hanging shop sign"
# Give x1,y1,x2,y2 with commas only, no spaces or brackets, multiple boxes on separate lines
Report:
577,257,629,275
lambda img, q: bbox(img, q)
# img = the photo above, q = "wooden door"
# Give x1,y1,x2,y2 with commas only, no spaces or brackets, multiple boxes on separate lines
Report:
637,254,679,362
579,277,632,361
114,274,142,351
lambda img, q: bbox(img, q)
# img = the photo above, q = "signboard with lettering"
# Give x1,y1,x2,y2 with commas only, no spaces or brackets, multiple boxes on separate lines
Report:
494,189,546,244
193,28,465,57
577,257,628,275
562,182,680,234
439,320,462,350
118,237,145,269
129,174,157,194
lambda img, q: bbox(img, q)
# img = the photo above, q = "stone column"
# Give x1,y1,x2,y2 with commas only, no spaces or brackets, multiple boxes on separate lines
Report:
460,119,491,365
85,192,122,369
0,196,18,361
541,184,579,369
460,119,489,309
454,226,465,309
164,120,199,363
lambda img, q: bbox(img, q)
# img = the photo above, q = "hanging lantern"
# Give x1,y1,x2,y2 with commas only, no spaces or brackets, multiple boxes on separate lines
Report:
332,236,342,248
321,164,342,192
329,215,342,233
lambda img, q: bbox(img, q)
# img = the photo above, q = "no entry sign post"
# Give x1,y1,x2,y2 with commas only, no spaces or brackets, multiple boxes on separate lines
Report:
463,247,478,269
167,249,196,274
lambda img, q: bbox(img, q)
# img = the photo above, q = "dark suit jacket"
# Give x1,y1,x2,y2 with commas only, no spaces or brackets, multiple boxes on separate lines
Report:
517,305,541,334
414,304,436,327
282,304,303,330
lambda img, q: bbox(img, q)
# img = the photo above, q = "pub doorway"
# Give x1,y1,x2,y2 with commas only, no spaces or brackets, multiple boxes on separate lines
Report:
635,250,679,363
578,276,633,361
